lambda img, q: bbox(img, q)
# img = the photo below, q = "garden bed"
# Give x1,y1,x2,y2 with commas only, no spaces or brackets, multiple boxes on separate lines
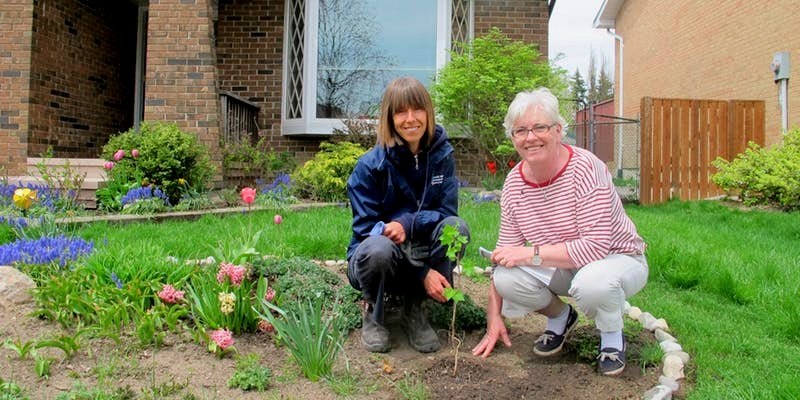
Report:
1,261,662,399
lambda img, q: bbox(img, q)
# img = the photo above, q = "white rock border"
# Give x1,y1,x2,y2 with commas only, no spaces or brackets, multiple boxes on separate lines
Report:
626,301,688,400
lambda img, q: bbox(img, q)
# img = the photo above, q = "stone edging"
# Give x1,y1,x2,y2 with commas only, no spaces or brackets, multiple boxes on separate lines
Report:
625,301,688,399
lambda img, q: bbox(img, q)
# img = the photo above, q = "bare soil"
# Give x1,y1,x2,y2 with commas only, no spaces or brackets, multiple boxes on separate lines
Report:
1,266,663,399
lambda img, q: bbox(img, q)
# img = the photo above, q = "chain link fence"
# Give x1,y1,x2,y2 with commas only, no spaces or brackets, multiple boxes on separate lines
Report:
563,98,641,203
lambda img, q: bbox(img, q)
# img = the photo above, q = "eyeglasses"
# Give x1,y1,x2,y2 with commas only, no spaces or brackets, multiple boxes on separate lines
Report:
511,123,557,139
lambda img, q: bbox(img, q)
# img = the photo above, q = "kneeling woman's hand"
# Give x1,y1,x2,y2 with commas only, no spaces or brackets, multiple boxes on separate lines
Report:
423,269,450,303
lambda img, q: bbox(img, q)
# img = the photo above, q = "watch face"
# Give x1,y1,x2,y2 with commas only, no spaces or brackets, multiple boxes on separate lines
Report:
532,255,542,266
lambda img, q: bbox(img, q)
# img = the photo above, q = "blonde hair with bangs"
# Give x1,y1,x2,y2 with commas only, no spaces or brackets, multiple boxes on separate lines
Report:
376,77,436,148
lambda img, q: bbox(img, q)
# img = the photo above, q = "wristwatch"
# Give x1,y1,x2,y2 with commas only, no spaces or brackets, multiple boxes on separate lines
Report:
531,245,542,266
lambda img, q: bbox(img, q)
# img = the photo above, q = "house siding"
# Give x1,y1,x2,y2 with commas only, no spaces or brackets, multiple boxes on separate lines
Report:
613,0,799,146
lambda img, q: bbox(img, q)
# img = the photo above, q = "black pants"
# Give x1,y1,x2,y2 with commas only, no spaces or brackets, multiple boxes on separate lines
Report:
347,216,470,322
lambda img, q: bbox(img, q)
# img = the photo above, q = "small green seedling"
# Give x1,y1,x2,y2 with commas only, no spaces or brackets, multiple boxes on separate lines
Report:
439,223,468,376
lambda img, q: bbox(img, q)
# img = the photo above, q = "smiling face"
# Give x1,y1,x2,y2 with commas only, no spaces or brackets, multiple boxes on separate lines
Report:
512,106,563,175
512,106,561,159
392,107,428,153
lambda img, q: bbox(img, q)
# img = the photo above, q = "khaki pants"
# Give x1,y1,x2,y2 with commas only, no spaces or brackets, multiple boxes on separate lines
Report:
492,253,648,332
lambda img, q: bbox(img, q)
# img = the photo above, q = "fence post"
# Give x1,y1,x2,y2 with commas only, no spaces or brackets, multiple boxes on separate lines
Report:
640,97,653,205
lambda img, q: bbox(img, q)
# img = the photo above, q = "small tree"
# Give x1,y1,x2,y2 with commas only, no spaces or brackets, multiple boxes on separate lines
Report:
432,28,566,167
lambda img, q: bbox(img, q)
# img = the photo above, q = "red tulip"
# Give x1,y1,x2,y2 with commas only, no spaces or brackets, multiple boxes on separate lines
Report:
507,159,516,169
240,187,256,206
486,161,498,175
273,214,283,225
113,149,125,161
103,161,115,170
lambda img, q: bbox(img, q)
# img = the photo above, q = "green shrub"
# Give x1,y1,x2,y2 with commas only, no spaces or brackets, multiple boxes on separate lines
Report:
100,122,216,207
222,137,296,183
427,293,486,332
712,128,800,210
431,27,566,172
291,142,366,202
254,257,361,331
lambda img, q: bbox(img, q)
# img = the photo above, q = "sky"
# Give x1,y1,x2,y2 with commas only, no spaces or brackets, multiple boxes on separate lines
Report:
548,0,614,81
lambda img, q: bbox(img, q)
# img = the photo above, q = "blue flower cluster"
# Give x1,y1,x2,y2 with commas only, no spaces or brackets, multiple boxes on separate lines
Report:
0,215,29,230
121,186,170,206
258,173,292,200
0,182,71,212
0,235,94,267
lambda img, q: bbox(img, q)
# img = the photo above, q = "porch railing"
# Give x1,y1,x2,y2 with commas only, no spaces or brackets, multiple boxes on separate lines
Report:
220,91,260,144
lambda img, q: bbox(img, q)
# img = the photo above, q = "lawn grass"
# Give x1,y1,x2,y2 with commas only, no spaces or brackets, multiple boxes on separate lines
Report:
23,197,800,398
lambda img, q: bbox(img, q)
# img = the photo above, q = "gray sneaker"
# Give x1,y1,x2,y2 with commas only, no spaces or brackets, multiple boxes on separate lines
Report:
401,300,440,353
597,342,626,376
361,307,390,353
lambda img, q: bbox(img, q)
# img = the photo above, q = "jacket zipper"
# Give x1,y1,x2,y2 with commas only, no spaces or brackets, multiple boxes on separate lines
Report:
414,153,419,170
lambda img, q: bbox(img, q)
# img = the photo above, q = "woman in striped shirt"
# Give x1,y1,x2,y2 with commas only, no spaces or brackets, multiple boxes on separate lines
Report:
471,88,648,376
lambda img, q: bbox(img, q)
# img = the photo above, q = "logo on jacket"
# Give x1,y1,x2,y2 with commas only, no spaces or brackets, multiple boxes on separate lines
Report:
431,175,444,185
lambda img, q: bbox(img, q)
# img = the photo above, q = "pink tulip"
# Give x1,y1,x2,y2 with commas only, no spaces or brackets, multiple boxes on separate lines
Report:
131,149,139,158
273,214,283,225
113,149,125,161
240,187,256,206
103,161,115,170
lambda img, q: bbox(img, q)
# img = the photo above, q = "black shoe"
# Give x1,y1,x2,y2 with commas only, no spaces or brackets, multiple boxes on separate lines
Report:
533,304,578,357
597,342,626,376
361,305,390,353
401,300,440,353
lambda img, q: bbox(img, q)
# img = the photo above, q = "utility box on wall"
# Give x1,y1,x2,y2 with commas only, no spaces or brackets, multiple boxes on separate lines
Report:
772,51,791,81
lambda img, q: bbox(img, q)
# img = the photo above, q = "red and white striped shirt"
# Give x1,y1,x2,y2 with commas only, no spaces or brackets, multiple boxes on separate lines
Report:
498,145,645,267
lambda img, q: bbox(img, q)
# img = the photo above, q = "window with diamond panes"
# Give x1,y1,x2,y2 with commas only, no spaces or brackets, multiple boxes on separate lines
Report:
282,0,459,134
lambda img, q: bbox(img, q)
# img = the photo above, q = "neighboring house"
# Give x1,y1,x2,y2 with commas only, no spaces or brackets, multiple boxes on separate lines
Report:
0,0,554,185
594,0,799,149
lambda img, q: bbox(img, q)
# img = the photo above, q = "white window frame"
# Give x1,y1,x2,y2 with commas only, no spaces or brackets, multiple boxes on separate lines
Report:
281,0,451,136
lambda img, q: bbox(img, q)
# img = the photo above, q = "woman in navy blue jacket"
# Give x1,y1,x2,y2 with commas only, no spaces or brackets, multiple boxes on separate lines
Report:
346,77,470,353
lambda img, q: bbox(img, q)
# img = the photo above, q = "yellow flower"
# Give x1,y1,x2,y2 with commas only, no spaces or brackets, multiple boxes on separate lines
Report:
12,188,37,210
177,178,187,186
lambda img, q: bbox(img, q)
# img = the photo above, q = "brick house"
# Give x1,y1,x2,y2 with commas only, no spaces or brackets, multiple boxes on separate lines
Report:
1,0,554,188
594,0,799,148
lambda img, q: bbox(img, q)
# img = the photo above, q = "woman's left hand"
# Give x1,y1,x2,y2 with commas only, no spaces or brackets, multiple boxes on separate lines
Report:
383,221,406,244
491,246,533,268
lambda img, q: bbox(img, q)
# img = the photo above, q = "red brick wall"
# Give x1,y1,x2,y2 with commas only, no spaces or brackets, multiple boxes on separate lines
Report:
28,0,137,158
475,0,550,57
144,0,223,180
0,1,34,176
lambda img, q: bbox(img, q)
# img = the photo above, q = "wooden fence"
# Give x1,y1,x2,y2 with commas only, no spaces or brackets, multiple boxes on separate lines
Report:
640,97,765,204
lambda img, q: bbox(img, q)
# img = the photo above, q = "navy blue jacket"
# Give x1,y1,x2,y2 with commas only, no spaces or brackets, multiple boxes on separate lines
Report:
346,125,459,263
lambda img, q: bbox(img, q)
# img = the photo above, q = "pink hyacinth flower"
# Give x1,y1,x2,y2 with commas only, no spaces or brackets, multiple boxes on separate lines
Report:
264,287,276,302
131,148,139,158
217,262,246,286
157,284,185,304
209,328,234,350
103,161,115,171
240,187,256,206
113,149,125,161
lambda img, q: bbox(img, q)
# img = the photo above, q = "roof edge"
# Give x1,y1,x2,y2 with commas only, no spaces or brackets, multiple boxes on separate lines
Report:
593,0,624,29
